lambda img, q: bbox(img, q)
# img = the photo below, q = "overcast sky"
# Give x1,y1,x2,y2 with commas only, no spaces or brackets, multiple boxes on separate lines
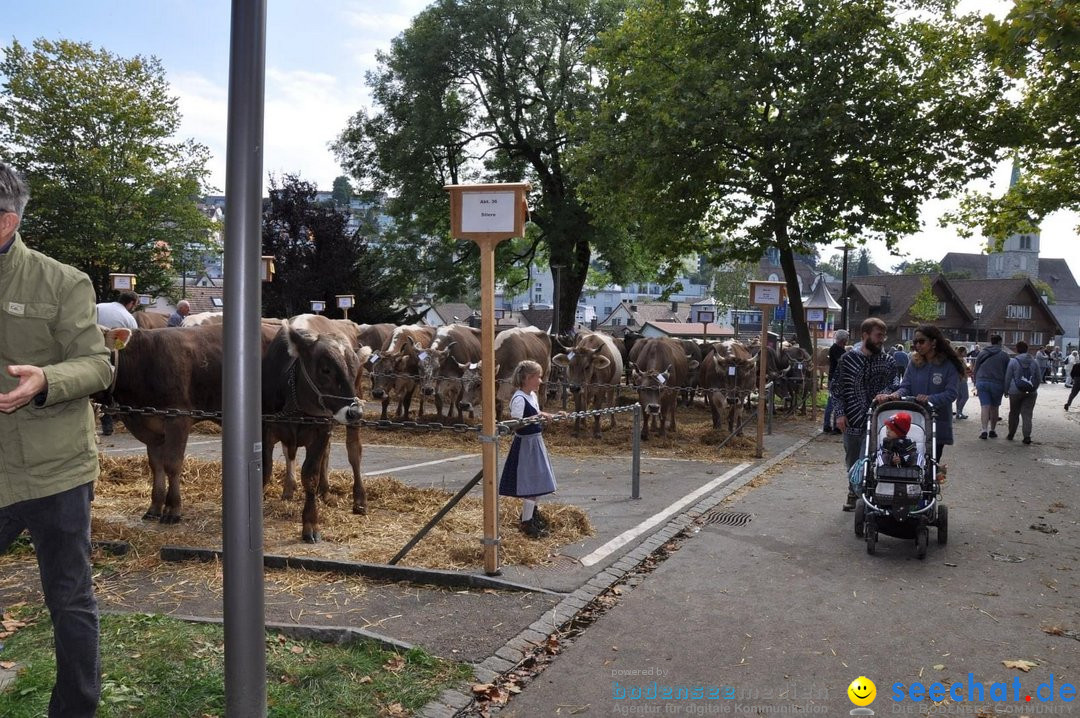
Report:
7,0,1077,276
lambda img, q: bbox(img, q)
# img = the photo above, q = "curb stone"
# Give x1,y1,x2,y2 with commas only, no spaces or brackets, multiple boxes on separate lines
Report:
430,428,821,717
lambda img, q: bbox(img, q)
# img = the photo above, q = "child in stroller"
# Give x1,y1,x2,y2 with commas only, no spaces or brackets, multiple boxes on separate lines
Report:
853,399,947,558
879,411,919,468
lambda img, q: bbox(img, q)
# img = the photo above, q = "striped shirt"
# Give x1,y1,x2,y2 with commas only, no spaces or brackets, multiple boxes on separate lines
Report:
831,348,899,434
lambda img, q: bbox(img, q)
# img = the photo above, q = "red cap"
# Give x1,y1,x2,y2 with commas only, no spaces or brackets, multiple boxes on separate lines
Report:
884,411,911,437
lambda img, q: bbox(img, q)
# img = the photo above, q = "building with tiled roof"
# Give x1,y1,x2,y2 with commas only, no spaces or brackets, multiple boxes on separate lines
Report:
844,275,973,344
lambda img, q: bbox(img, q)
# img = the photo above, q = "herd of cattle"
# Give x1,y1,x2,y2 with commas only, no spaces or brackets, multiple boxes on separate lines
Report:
107,314,826,542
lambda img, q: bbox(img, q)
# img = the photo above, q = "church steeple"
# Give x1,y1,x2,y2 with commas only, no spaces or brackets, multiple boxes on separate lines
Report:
986,159,1040,280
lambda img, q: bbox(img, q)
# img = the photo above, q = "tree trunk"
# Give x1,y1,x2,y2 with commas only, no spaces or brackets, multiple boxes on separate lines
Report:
775,229,812,351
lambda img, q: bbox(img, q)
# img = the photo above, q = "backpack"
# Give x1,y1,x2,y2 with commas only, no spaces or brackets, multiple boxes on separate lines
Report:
1016,359,1036,394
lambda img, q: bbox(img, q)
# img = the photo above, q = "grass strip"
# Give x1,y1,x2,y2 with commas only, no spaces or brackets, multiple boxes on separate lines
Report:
0,606,471,717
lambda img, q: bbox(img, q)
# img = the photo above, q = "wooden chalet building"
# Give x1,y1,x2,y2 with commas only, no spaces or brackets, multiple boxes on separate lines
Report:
843,274,1062,347
949,278,1063,347
844,275,972,344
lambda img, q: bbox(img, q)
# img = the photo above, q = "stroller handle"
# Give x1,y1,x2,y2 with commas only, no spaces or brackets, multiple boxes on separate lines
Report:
870,395,937,418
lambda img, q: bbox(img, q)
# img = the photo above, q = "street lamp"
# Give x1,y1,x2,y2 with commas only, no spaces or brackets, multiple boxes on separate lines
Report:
974,299,983,344
835,243,854,333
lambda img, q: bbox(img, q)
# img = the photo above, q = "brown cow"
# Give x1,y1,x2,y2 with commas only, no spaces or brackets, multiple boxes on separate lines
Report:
779,346,813,414
262,317,363,543
699,340,755,434
134,311,168,329
100,323,279,524
347,322,395,397
551,330,624,438
264,314,368,519
369,324,437,419
628,337,697,440
457,326,551,418
415,323,482,421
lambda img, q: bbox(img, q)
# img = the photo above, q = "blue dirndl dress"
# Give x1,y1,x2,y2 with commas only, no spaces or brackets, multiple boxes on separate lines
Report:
498,390,557,498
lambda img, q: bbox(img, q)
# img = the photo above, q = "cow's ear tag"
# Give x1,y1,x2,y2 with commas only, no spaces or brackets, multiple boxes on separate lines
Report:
797,362,803,370
469,362,479,370
657,374,667,385
369,355,380,364
728,366,736,376
567,351,575,360
418,351,428,361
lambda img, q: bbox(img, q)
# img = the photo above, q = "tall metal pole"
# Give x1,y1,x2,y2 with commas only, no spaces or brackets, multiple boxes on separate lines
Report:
222,1,267,714
756,308,768,458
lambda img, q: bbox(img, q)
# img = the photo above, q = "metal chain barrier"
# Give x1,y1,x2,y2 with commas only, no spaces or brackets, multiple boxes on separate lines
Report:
495,403,641,436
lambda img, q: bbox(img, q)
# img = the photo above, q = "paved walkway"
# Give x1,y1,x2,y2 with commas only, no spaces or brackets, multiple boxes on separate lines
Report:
451,385,1080,716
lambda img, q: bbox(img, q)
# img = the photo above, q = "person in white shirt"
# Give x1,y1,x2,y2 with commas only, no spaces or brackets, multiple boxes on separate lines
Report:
94,290,138,435
95,290,138,331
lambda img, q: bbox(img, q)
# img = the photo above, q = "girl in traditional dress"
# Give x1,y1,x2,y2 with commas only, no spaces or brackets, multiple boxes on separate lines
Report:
499,360,560,538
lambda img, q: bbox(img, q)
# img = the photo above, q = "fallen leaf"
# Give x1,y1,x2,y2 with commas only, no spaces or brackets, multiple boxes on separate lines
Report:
289,645,304,654
385,702,408,717
384,655,406,673
472,683,496,694
358,675,373,684
0,661,15,669
933,664,945,671
1002,659,1038,672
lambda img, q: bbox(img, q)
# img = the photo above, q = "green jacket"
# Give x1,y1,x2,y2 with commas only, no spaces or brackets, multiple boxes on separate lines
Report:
0,232,112,507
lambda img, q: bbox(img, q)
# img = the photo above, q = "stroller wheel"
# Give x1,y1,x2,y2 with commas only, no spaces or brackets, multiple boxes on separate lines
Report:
937,505,948,545
865,517,877,555
915,526,929,560
854,499,865,538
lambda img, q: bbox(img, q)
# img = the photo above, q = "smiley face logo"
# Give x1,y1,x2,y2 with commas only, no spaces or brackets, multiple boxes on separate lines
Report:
848,676,876,707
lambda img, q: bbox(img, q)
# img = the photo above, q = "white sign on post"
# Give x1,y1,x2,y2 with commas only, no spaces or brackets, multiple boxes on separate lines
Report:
806,308,825,322
461,192,517,233
752,283,783,305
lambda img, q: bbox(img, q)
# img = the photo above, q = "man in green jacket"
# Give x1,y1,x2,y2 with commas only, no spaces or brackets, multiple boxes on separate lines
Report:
0,162,112,717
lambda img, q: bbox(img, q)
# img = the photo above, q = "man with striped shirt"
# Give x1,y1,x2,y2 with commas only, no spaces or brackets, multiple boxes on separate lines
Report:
831,317,899,510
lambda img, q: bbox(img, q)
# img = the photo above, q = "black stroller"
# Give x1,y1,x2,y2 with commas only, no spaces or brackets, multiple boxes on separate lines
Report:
851,399,948,558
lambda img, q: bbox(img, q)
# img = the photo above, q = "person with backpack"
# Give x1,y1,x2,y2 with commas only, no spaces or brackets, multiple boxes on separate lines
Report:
1004,341,1040,444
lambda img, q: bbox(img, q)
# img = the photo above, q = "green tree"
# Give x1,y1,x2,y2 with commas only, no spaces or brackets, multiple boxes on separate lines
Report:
853,249,872,277
261,174,407,323
949,1,1080,243
909,277,942,323
894,258,941,275
331,175,354,207
332,0,629,335
709,260,757,313
573,0,1006,350
0,38,214,299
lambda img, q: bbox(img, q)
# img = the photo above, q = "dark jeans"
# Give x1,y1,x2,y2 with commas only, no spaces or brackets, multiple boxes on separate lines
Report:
0,482,99,718
1067,383,1080,408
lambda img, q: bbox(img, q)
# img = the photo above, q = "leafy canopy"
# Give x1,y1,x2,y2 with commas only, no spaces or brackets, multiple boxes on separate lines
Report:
0,38,214,300
948,0,1080,243
573,0,1006,349
332,0,629,333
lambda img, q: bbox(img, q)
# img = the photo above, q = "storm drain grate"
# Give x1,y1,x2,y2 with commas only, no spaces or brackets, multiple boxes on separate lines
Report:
699,510,755,527
531,554,583,574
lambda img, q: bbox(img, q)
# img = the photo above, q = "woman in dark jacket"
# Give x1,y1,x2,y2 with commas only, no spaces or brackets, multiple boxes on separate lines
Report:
885,325,963,463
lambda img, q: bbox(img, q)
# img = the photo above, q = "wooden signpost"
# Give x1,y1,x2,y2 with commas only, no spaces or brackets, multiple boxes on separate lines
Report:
750,281,786,458
445,182,530,576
